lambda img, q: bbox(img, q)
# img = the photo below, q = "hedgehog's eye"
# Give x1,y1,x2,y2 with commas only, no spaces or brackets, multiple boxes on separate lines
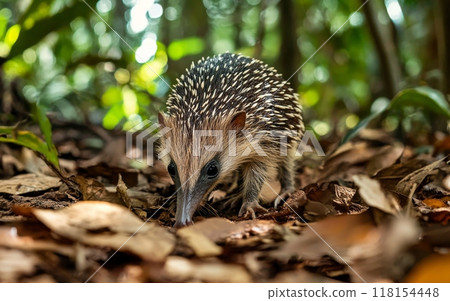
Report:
167,161,176,177
205,161,219,179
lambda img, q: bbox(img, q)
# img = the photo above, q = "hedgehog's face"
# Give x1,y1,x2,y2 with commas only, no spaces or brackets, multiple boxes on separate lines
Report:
158,111,246,227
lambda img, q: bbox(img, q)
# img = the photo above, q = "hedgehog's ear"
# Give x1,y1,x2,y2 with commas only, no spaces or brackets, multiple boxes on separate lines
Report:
157,112,167,128
230,111,246,130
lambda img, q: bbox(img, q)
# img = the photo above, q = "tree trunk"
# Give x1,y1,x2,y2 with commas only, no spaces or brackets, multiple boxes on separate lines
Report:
363,0,402,98
437,0,450,96
277,0,299,88
253,0,266,59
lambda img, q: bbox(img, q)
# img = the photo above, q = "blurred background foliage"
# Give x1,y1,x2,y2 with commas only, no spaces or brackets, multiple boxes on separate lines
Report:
0,0,448,143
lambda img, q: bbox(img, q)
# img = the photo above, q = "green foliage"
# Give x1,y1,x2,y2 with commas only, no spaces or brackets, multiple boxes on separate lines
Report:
0,0,447,143
0,8,10,39
390,87,450,119
342,86,450,144
168,37,205,61
33,103,59,168
0,97,60,168
0,124,60,169
6,0,97,60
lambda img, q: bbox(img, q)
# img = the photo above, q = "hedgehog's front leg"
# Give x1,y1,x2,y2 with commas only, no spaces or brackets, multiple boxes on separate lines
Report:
274,150,297,208
238,161,268,218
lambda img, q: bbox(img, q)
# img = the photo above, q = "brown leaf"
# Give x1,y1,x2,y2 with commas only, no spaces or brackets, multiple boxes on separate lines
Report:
76,163,138,187
177,226,223,257
366,144,404,176
291,184,366,219
423,198,447,208
271,213,420,282
422,224,450,247
0,173,61,195
0,248,39,282
271,214,375,262
395,157,447,197
187,218,276,243
116,174,131,208
162,256,252,282
416,197,450,224
32,201,175,262
0,226,76,258
375,155,434,192
404,254,450,282
332,185,356,211
319,142,380,182
75,176,119,203
272,269,341,283
186,218,243,242
444,175,450,191
353,175,400,215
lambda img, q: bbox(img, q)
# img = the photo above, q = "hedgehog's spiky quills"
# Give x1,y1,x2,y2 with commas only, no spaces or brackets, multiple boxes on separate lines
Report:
158,53,304,227
167,53,303,135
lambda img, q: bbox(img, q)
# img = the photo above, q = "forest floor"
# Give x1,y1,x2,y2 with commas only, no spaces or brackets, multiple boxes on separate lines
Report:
0,124,449,283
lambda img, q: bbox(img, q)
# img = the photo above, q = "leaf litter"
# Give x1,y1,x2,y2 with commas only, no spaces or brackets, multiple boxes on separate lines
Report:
0,127,449,283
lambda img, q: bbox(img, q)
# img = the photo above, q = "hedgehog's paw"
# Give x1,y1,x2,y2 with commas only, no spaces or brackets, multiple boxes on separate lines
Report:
238,200,268,219
208,190,227,203
274,188,295,209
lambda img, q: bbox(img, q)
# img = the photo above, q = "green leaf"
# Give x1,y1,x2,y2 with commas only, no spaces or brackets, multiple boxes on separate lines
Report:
17,0,47,26
341,86,450,145
102,86,123,107
0,127,59,168
4,0,96,60
168,37,205,61
341,110,383,144
0,103,60,169
103,103,125,129
0,8,11,39
32,103,59,169
389,87,450,118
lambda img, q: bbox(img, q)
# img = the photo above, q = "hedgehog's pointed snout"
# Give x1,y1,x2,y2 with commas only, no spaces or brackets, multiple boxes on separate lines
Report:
173,218,193,228
174,187,200,228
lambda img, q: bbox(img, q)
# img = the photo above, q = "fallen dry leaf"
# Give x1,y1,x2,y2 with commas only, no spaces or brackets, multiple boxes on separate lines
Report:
0,226,76,258
116,174,132,208
271,213,420,282
423,198,447,208
366,144,404,176
0,173,61,195
395,157,447,197
332,184,356,213
286,184,366,220
177,226,223,257
416,197,450,224
188,218,278,244
76,163,138,187
0,248,39,282
444,175,450,191
163,256,252,282
404,254,450,282
272,269,341,283
185,218,243,242
32,201,175,262
75,176,119,203
271,214,375,262
353,174,400,215
422,224,450,247
319,142,380,182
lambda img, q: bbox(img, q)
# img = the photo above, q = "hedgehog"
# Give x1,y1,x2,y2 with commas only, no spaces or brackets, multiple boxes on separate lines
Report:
158,53,304,227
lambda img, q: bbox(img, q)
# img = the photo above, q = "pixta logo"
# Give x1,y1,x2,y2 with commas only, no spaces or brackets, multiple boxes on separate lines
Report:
126,120,325,166
125,120,171,166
